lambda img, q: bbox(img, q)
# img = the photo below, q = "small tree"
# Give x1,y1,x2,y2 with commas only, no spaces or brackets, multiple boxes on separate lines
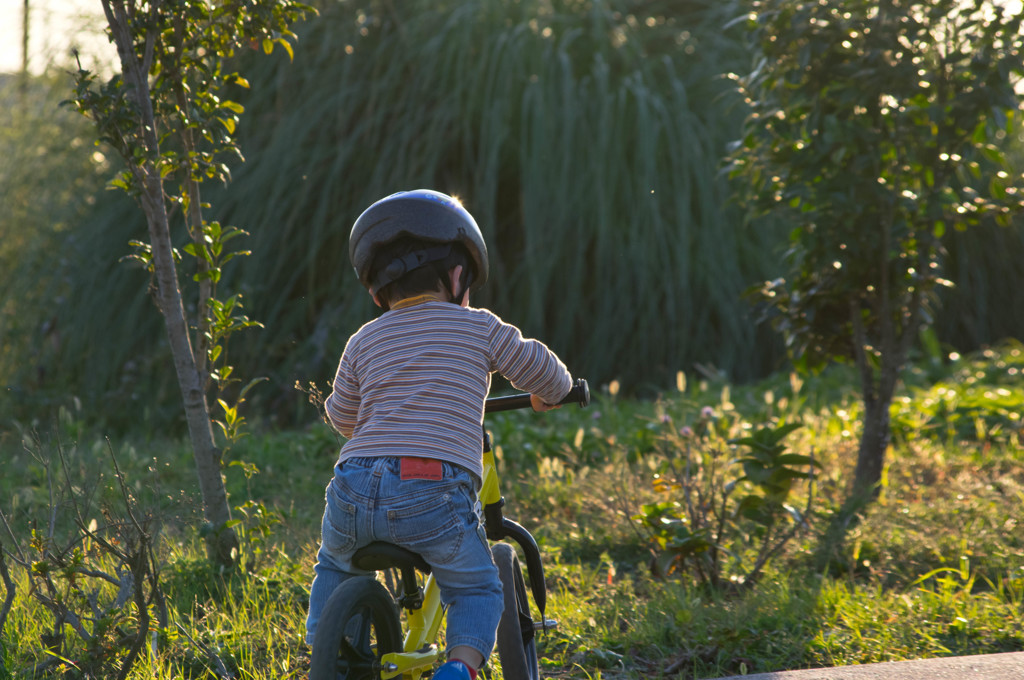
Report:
68,0,314,566
728,0,1024,519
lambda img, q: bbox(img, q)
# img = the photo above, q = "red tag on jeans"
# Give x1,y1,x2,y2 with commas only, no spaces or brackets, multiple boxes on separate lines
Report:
400,457,443,481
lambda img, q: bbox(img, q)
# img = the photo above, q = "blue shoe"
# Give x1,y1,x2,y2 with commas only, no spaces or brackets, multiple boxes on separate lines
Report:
433,660,473,680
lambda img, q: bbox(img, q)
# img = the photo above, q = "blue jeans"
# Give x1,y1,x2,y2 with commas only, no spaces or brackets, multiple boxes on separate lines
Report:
305,456,503,661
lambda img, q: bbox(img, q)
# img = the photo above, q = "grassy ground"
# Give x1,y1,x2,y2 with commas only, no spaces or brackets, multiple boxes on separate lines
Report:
1,344,1023,678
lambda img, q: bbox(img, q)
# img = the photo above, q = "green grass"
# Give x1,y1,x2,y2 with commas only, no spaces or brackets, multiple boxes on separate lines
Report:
2,348,1024,678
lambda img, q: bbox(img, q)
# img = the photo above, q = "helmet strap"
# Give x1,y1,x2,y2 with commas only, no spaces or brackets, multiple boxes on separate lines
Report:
370,244,453,296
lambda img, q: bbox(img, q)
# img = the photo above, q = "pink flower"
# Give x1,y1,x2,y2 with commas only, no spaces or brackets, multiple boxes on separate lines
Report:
701,406,715,420
680,426,694,438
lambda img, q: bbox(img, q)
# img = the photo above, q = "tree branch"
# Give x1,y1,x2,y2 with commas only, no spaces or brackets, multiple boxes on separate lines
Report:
168,12,213,389
0,544,16,656
0,507,28,565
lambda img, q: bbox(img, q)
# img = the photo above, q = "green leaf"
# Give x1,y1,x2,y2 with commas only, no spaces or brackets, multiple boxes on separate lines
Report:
775,453,819,468
990,176,1007,200
276,38,295,61
238,376,269,400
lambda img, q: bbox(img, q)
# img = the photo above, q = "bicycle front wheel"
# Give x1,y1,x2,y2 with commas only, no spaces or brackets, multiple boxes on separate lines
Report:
491,543,540,680
310,577,403,680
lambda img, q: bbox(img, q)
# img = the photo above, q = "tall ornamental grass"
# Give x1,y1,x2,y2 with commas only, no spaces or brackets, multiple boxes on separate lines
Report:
45,0,782,429
6,0,1022,431
0,75,109,424
218,0,782,394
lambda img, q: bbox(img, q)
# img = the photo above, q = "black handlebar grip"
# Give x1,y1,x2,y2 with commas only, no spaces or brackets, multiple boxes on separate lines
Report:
563,378,590,408
484,378,590,413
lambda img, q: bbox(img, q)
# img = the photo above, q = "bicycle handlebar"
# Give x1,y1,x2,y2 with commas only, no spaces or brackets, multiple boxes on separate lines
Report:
484,378,590,414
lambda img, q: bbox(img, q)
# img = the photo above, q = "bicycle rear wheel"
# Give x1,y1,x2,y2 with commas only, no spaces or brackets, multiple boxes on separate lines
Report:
310,577,403,680
491,543,540,680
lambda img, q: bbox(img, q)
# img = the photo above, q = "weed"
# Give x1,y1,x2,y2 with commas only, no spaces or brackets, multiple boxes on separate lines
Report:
634,415,815,590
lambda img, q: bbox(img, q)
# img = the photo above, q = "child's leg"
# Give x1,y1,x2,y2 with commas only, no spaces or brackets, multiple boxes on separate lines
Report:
305,549,359,644
433,541,503,663
448,646,484,668
305,479,362,645
376,462,503,666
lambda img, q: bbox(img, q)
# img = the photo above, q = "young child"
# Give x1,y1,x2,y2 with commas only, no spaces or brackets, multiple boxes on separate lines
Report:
306,189,573,679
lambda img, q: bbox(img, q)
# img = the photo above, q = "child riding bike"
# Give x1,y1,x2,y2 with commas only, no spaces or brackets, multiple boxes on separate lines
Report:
305,189,575,680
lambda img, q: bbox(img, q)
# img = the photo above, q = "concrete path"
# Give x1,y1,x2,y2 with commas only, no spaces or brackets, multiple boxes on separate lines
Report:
711,652,1024,680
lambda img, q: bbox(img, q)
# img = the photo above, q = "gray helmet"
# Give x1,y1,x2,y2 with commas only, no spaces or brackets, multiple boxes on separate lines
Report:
349,189,489,294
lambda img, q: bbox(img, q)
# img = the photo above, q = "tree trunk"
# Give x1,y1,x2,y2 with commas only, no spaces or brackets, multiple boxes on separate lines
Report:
849,335,901,505
852,393,891,499
102,0,238,567
814,390,893,571
816,294,904,569
19,0,29,95
139,151,239,568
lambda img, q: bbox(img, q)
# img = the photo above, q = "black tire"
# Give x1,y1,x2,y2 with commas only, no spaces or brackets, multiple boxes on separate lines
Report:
491,543,540,680
310,577,403,680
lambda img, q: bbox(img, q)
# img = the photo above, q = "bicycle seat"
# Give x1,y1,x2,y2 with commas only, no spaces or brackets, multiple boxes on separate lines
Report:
353,542,432,574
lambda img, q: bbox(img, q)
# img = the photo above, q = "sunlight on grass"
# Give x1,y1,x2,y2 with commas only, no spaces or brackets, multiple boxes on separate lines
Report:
2,345,1023,677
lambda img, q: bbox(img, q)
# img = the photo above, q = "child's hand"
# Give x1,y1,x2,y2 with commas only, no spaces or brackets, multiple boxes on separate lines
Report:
530,394,561,412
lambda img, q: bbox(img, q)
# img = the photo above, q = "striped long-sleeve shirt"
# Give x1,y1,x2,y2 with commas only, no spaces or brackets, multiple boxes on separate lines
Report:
325,300,573,480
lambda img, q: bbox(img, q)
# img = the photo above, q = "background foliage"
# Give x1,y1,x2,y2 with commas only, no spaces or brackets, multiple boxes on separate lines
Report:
727,0,1024,502
1,0,1023,432
2,348,1022,678
0,74,108,421
2,2,1023,676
